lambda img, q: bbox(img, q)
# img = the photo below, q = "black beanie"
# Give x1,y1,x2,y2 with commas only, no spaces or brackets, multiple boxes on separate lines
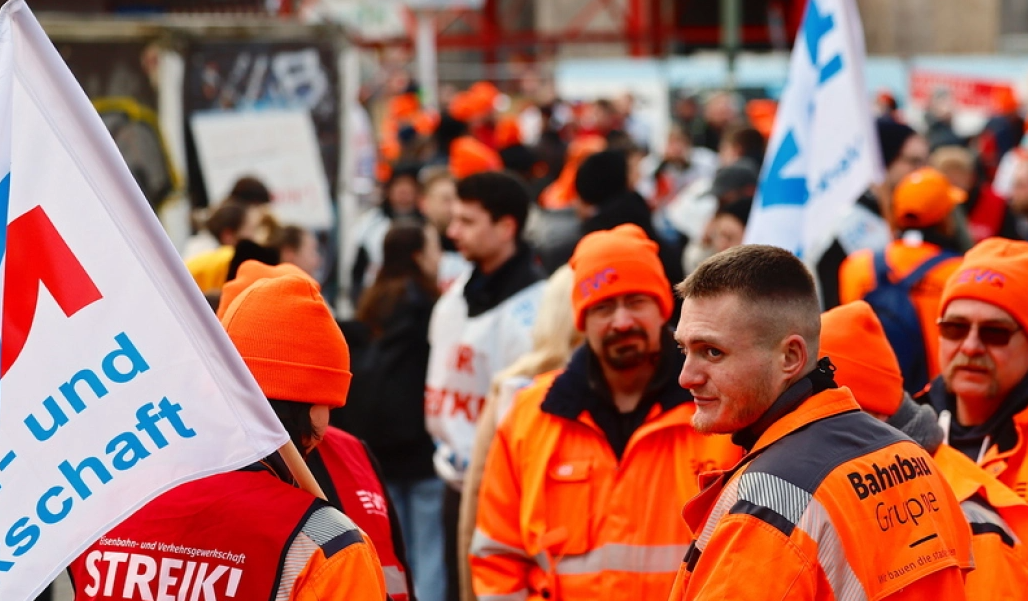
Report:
575,150,628,206
717,196,754,226
876,118,916,168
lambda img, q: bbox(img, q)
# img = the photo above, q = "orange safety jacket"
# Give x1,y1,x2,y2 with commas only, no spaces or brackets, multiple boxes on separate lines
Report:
932,444,1028,600
838,241,962,381
981,405,1028,502
471,349,741,601
668,383,973,601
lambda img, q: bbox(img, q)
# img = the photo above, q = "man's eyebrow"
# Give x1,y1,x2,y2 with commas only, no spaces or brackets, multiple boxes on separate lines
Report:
674,332,724,347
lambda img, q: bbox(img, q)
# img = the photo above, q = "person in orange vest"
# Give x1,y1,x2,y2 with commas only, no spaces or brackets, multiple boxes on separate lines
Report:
471,224,741,601
69,272,387,601
922,238,1028,502
669,244,972,600
838,167,967,393
822,300,1028,599
218,260,415,601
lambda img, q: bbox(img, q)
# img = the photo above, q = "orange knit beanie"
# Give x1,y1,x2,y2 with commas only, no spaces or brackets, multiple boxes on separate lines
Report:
940,237,1028,330
820,301,904,417
217,259,310,319
569,223,672,330
220,274,351,407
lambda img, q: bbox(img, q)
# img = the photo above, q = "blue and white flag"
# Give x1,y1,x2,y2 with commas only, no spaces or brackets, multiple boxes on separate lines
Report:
744,0,883,259
0,2,289,598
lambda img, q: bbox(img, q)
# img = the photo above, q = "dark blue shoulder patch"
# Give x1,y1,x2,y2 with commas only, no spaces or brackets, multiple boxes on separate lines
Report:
746,410,909,495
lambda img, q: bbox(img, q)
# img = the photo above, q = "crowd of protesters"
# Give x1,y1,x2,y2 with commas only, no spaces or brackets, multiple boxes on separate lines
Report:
55,76,1028,601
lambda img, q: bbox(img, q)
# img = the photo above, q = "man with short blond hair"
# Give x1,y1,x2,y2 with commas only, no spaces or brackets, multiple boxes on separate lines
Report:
669,244,972,600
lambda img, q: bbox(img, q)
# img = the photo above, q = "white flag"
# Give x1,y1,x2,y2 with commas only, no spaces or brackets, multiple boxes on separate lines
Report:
744,0,883,259
0,2,288,598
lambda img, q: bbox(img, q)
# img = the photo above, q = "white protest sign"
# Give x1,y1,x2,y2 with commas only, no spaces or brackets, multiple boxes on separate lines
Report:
744,0,883,259
0,2,289,598
191,108,336,230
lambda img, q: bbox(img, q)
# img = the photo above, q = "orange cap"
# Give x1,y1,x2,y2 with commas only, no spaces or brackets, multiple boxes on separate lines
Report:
494,116,522,150
450,136,502,180
892,167,966,229
468,81,500,104
449,84,498,123
221,274,351,407
389,92,421,120
745,99,776,140
940,237,1028,330
569,224,672,330
218,259,311,320
820,301,904,417
538,135,606,209
992,85,1019,114
448,92,477,123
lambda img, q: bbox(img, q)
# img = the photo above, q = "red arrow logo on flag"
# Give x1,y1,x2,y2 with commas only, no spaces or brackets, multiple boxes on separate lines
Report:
1,206,103,376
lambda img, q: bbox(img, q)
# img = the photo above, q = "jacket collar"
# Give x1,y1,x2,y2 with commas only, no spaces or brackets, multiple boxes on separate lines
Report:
732,357,840,451
241,451,296,486
540,328,692,421
932,443,1028,510
463,242,544,318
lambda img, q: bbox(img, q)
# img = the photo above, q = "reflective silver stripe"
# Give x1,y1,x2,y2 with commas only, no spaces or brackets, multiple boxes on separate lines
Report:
469,528,530,559
798,498,867,601
738,472,813,525
532,552,552,573
478,591,528,601
962,498,1019,543
383,566,409,597
552,543,687,576
698,476,740,551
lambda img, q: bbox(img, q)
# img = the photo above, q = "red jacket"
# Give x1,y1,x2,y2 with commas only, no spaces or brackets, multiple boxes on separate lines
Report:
309,427,412,601
69,466,386,601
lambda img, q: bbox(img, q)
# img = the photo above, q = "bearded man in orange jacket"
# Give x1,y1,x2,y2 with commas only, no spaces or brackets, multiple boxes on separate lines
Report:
471,224,741,601
669,245,973,601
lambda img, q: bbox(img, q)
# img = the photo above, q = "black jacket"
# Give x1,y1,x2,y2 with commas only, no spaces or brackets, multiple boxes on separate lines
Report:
463,242,546,318
334,281,437,481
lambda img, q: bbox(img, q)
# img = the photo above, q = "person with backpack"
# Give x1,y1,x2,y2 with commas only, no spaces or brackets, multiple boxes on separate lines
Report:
838,167,967,393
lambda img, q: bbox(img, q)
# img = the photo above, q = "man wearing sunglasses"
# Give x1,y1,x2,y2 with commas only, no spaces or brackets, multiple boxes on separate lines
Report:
922,238,1028,501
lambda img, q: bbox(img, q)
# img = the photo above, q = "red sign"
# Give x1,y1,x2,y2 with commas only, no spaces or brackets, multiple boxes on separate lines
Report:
909,70,1012,110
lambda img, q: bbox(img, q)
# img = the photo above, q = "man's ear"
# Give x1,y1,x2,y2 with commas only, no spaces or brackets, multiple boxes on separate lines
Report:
780,334,809,380
497,214,517,240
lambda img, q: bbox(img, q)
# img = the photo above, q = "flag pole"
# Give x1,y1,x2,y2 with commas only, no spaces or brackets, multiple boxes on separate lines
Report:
279,440,327,501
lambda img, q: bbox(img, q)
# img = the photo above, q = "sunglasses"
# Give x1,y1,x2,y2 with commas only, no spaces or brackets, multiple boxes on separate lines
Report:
937,320,1021,347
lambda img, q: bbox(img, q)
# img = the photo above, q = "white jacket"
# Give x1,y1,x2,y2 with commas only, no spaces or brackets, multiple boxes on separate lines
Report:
425,270,543,487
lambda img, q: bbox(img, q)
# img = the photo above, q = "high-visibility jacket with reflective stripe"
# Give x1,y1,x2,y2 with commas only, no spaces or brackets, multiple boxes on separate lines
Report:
472,369,741,601
932,443,1028,600
668,387,974,601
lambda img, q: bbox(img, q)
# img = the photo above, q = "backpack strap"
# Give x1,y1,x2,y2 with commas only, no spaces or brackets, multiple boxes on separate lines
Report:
873,249,959,291
897,250,960,289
